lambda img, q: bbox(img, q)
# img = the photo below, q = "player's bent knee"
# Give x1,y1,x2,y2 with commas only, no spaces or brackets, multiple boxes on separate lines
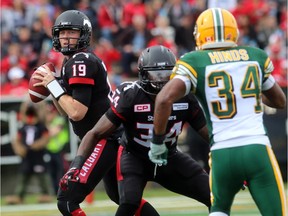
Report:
57,200,70,216
57,200,85,216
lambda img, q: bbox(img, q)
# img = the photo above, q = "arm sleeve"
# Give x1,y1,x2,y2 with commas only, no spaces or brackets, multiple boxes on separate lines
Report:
72,85,92,107
105,109,122,127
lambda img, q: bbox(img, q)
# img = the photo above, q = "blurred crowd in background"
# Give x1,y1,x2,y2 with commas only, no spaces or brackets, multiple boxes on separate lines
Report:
1,0,287,96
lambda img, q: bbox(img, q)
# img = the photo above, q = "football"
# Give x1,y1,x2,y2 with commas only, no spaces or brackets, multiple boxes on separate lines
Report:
28,62,55,103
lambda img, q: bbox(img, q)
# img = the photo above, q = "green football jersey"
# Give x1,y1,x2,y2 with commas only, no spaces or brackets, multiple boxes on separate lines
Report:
172,46,274,150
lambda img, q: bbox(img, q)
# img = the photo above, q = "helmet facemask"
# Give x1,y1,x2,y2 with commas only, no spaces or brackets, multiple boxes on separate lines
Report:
140,68,173,95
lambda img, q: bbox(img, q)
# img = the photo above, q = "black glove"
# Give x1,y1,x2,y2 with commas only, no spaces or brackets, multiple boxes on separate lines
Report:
59,156,85,191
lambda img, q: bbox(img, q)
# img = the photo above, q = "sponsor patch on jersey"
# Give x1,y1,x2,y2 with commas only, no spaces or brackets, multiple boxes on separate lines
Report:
134,104,151,112
173,103,188,110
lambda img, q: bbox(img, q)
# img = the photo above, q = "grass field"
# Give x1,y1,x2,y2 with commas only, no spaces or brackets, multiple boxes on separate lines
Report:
1,183,287,216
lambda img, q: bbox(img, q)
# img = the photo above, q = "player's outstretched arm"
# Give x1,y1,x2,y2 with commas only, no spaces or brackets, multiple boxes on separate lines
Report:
77,114,118,160
59,114,118,190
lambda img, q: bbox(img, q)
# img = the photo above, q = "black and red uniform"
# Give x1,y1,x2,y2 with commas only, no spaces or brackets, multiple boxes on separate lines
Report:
18,122,49,174
17,122,50,199
106,81,211,214
57,50,122,215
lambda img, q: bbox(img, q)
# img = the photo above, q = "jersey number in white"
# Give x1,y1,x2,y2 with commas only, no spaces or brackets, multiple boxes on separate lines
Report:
134,122,182,147
72,64,87,76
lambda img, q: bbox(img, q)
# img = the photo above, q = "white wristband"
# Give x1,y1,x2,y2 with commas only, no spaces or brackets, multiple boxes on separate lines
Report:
262,75,275,91
46,79,66,100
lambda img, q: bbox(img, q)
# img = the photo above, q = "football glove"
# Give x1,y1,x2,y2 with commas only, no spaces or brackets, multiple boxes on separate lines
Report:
59,168,80,191
148,132,168,166
148,142,168,166
59,156,84,191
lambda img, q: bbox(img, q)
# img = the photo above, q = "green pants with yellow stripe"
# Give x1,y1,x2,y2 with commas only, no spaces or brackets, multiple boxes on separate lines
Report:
210,144,286,216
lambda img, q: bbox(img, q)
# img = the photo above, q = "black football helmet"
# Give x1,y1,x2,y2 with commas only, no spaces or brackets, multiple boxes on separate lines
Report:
52,10,92,55
138,45,176,95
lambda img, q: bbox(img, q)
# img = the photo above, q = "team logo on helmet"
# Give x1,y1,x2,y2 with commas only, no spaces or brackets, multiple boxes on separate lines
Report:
205,37,213,42
83,18,92,29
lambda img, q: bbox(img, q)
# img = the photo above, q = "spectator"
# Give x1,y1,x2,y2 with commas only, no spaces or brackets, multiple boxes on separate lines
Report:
5,100,52,204
34,0,56,22
1,43,28,78
151,15,175,43
1,0,37,36
30,18,51,56
14,25,39,71
36,6,54,38
207,0,237,11
144,0,162,30
256,14,281,49
0,30,13,61
265,33,287,87
97,0,125,42
93,38,122,89
174,13,195,56
232,0,270,26
162,0,191,30
75,0,99,41
147,28,177,55
237,14,259,47
30,18,53,69
1,66,29,96
116,14,152,77
45,103,69,195
278,0,287,32
122,0,146,27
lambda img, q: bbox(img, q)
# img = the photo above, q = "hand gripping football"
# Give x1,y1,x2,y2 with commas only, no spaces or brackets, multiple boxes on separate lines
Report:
29,62,55,103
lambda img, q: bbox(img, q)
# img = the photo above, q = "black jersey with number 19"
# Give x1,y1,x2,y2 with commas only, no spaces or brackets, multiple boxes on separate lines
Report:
60,51,113,139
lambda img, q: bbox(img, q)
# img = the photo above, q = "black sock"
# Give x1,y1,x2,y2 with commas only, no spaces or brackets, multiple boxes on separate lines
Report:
138,202,160,216
115,203,138,216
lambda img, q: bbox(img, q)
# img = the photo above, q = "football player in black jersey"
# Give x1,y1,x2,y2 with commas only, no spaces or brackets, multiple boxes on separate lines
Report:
32,10,159,216
60,45,211,216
